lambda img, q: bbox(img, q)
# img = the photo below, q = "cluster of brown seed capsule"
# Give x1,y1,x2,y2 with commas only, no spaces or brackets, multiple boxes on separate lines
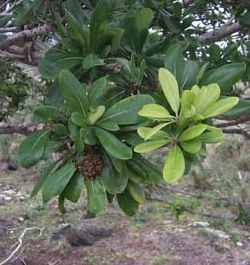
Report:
75,146,103,180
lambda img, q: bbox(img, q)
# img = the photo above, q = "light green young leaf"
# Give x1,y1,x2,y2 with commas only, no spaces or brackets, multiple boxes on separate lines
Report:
138,104,172,119
199,127,224,143
159,68,180,114
137,127,169,140
180,139,202,154
137,123,171,140
202,97,239,118
193,83,220,114
163,145,185,183
179,124,207,142
128,182,145,204
134,139,169,153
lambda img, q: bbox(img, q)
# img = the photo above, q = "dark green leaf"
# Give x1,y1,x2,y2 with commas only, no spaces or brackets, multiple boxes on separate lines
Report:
42,161,76,203
95,128,132,160
86,179,107,215
17,130,49,167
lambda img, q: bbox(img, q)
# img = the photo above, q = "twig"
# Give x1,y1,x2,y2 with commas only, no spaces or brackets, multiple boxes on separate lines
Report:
0,227,44,265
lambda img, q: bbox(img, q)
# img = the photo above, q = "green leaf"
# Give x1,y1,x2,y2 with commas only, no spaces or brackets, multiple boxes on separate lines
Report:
202,97,239,118
42,161,76,203
137,127,169,140
163,145,185,183
223,99,250,119
159,68,180,114
88,76,109,107
101,161,128,194
128,182,145,204
31,161,61,197
127,155,162,184
123,8,153,53
95,128,132,160
199,127,224,143
180,140,202,154
58,69,88,117
201,63,246,93
100,94,154,125
88,105,106,125
33,105,61,123
97,120,120,131
137,123,171,140
39,48,83,79
138,104,172,119
62,172,84,202
82,54,105,70
193,84,220,114
86,179,107,215
71,112,86,127
179,124,207,142
134,139,169,153
117,189,139,216
17,130,49,167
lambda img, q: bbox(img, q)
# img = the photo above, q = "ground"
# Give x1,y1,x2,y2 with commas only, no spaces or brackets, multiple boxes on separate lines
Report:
1,136,250,265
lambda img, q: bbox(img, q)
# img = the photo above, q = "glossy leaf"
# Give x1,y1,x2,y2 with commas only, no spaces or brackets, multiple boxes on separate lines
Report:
201,63,246,92
62,172,84,202
128,181,145,204
58,70,88,117
134,139,169,153
163,145,185,183
95,128,132,160
86,179,107,215
101,163,128,194
42,161,76,203
137,127,169,140
100,95,154,125
202,97,239,118
137,123,171,140
138,104,172,119
17,130,49,167
193,84,220,114
159,68,180,114
117,189,139,216
179,124,207,142
180,139,202,154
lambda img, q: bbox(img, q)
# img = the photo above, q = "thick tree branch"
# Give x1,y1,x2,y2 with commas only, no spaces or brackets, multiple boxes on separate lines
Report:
217,116,250,128
223,128,250,139
0,124,43,135
198,22,241,43
0,24,53,50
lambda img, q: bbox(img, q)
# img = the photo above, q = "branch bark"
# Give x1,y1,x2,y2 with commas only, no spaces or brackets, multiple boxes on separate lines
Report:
222,128,250,139
0,24,53,50
0,124,43,135
198,22,241,43
217,116,250,128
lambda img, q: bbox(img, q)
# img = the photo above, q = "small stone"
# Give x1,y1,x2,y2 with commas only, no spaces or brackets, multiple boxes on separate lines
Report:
192,221,210,228
236,241,243,247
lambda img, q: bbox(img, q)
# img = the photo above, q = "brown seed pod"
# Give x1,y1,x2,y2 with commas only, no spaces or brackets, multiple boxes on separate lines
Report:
81,146,104,180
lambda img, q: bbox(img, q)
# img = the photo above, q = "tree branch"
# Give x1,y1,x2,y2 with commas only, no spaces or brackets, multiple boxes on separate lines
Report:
217,116,250,128
0,24,53,50
0,124,43,135
198,22,241,43
222,128,250,139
